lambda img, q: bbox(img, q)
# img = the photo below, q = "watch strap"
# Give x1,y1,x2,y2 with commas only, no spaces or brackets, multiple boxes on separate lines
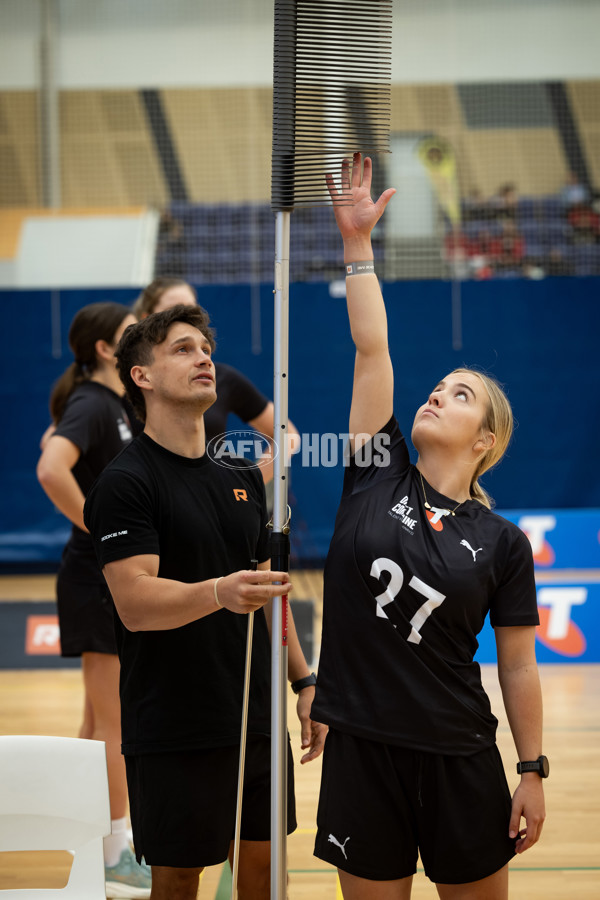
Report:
517,755,549,777
517,760,540,773
291,672,317,694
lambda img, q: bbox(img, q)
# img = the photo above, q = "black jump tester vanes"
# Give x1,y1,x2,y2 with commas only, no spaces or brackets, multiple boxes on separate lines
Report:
275,3,392,893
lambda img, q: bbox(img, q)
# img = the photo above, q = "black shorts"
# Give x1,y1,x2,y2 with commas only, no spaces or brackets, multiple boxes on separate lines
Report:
125,735,297,868
314,729,516,885
56,571,118,657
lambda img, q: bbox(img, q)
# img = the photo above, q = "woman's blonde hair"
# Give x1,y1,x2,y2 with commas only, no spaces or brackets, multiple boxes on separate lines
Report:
451,368,514,509
132,277,197,320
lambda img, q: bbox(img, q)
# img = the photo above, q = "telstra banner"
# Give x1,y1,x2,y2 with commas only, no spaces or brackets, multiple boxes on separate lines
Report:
477,509,600,663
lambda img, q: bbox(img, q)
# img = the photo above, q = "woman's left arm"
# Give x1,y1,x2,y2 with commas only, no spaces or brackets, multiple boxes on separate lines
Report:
36,435,87,531
261,563,327,764
495,625,546,853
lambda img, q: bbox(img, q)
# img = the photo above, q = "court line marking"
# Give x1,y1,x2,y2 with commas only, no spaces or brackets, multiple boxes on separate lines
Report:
215,863,231,900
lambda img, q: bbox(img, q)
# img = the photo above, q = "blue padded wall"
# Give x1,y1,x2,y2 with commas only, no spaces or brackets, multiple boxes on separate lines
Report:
0,276,598,566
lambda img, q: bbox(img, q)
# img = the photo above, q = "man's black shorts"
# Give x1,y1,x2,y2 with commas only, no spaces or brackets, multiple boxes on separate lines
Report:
314,729,516,885
126,735,296,868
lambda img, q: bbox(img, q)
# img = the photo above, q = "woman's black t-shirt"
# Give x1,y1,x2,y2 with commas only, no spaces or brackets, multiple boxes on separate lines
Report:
311,416,539,756
54,381,133,582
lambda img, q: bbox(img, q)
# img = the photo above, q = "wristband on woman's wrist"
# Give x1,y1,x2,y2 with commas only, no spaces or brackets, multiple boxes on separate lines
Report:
345,260,375,276
290,672,317,694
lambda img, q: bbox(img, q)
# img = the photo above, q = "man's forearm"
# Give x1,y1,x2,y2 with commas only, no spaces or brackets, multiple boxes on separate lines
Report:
105,569,218,632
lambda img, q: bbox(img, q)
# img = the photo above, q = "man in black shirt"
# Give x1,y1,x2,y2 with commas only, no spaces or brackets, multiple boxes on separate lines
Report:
84,304,325,900
130,276,301,498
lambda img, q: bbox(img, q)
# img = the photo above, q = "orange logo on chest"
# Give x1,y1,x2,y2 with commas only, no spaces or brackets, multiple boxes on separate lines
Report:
426,506,452,531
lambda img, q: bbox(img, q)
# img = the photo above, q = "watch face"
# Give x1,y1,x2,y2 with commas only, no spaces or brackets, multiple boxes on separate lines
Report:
539,755,550,777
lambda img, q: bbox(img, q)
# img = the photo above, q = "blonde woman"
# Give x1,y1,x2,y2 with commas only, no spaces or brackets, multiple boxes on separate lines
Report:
312,155,546,900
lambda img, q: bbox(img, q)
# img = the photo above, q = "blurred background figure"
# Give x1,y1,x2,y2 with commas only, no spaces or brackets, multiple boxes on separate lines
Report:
36,302,152,899
490,183,519,220
560,171,590,208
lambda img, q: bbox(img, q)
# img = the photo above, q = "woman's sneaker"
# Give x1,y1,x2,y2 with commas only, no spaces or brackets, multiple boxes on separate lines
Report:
105,847,152,899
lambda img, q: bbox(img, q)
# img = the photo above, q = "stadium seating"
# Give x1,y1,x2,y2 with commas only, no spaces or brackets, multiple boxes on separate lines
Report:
155,192,600,283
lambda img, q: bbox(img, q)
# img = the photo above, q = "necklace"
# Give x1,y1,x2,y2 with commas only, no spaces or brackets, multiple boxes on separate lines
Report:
418,469,464,517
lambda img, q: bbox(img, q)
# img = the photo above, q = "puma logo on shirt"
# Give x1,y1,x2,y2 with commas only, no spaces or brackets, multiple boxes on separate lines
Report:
460,539,483,562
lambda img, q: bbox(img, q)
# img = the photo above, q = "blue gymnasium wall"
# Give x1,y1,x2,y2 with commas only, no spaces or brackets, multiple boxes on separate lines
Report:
0,276,598,567
1,277,599,663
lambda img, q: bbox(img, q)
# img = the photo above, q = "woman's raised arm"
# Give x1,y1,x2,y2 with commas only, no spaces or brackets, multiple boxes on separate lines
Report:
327,153,396,450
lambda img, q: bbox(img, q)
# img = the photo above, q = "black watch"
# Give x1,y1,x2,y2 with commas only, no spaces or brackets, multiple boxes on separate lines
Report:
517,755,549,778
291,672,317,694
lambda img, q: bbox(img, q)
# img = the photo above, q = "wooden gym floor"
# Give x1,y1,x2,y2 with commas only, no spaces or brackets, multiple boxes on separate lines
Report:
0,574,598,899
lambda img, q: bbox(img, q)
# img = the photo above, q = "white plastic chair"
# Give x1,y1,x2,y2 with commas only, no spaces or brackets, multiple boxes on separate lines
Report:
0,735,111,898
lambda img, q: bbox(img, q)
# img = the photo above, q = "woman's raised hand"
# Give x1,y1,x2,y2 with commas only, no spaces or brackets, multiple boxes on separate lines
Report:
326,152,396,245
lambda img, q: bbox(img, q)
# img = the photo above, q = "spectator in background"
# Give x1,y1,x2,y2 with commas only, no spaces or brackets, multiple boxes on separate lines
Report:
462,187,492,222
493,220,526,274
559,172,590,209
469,228,498,280
567,202,600,244
154,211,188,277
490,183,519,221
443,227,474,279
444,222,527,281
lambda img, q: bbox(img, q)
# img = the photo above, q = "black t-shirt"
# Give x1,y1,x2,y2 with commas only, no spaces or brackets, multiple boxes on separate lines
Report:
125,362,269,440
311,416,538,756
84,433,271,755
54,381,133,581
205,362,269,439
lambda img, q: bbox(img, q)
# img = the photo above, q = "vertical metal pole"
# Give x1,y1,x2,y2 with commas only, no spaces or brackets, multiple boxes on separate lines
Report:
39,0,61,209
271,210,290,900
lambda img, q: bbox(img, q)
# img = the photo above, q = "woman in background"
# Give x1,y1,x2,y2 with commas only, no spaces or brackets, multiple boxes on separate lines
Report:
37,302,151,899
